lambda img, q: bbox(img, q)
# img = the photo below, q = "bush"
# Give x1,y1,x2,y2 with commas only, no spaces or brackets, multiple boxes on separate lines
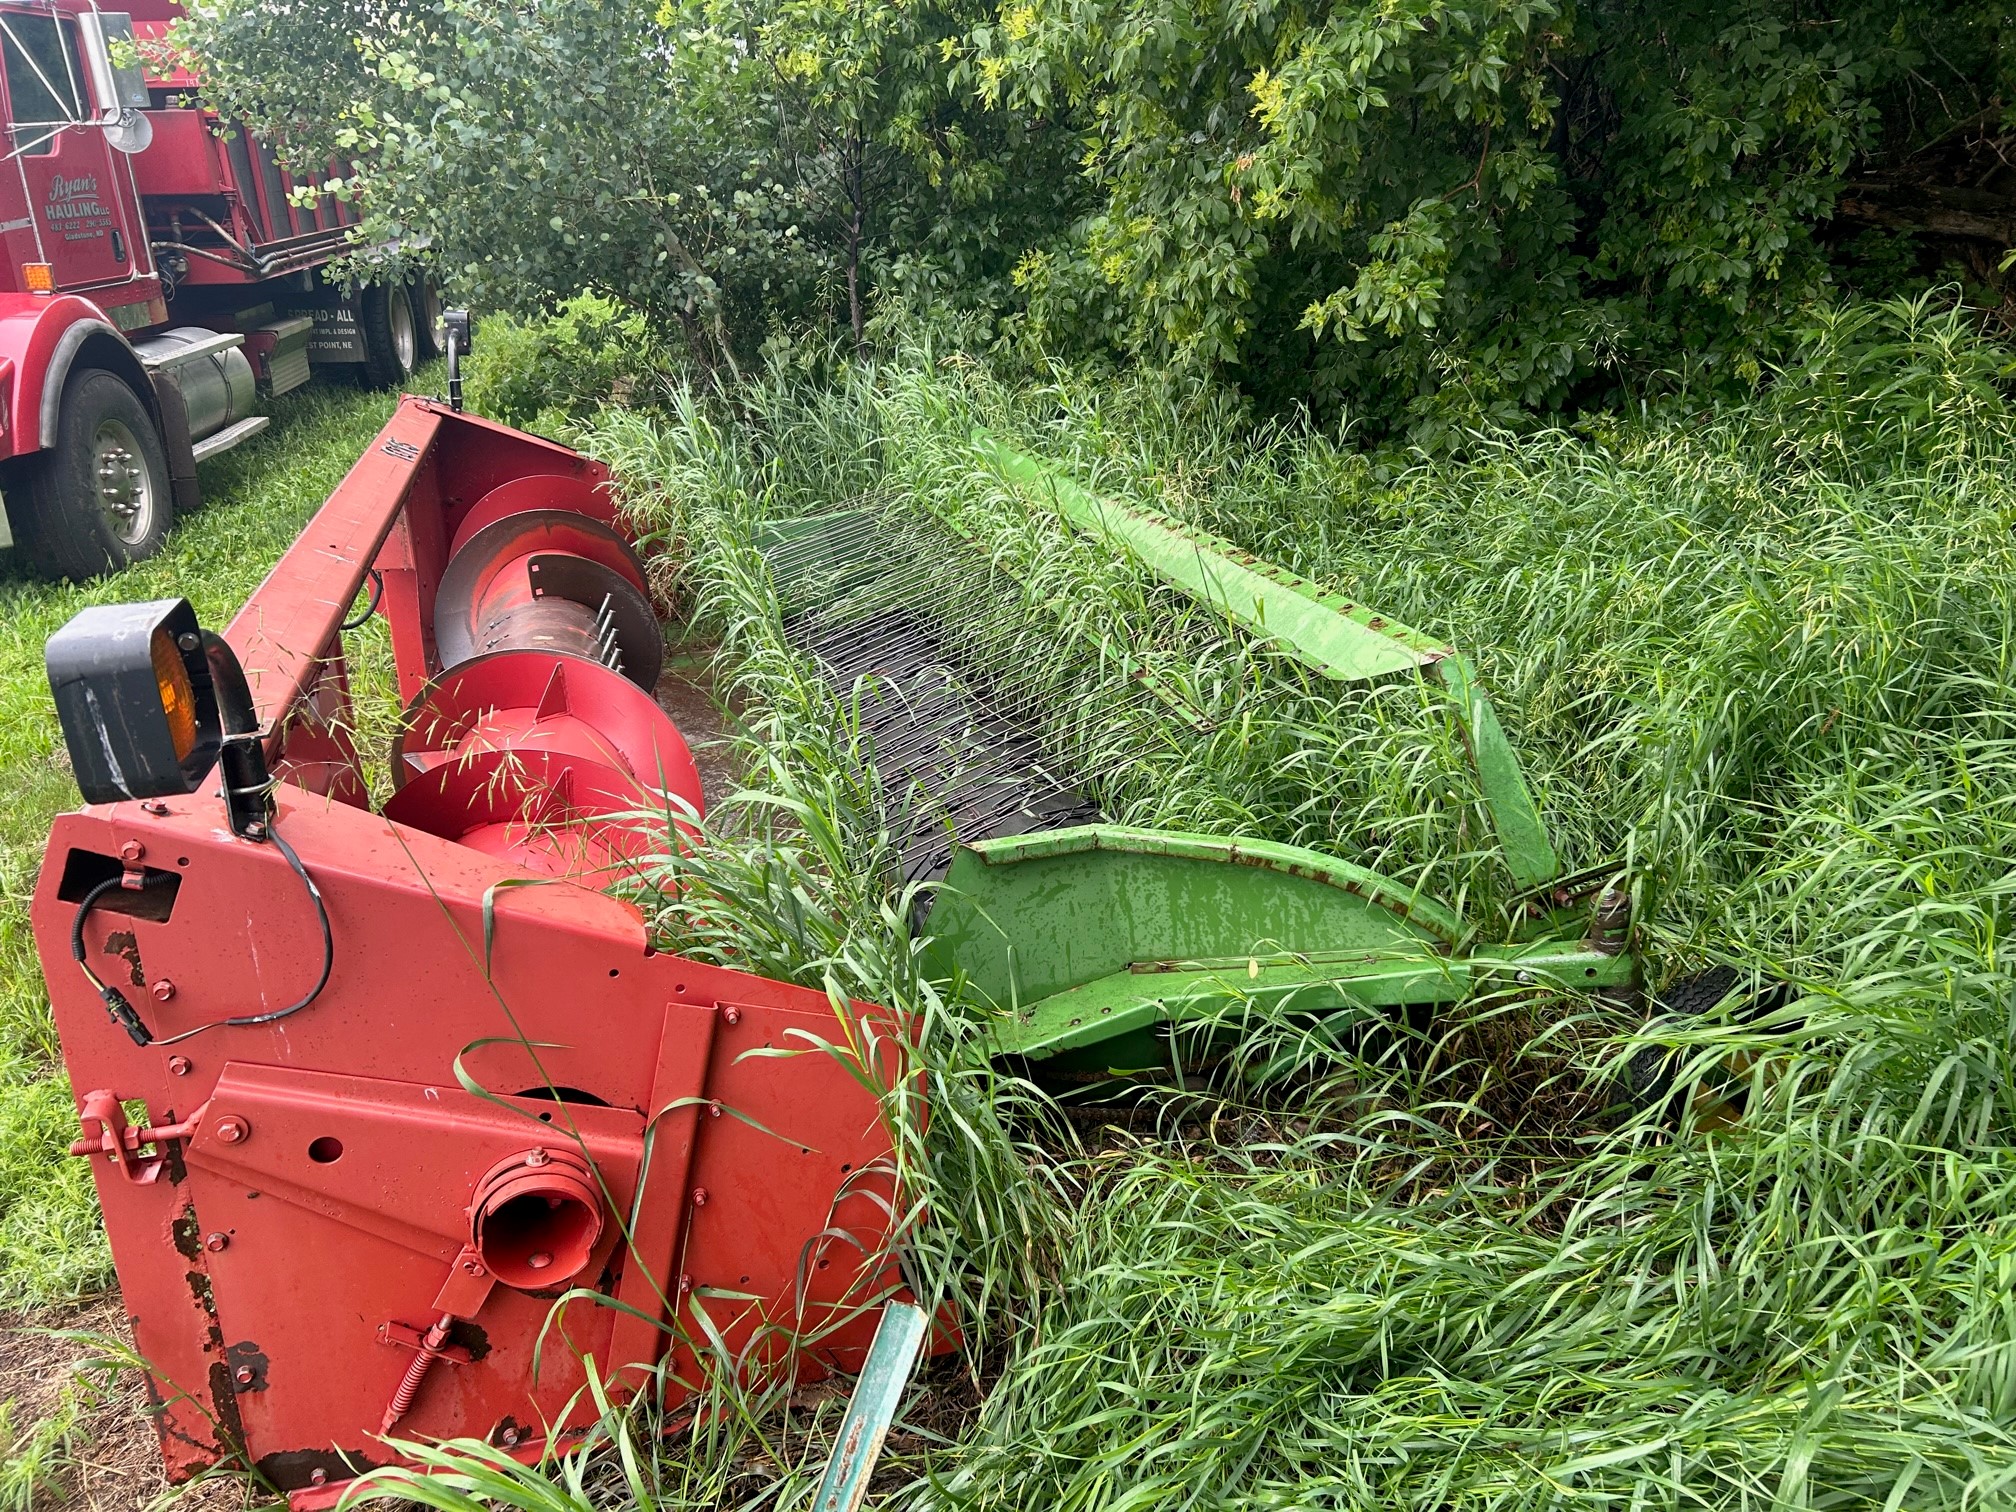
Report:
463,293,668,435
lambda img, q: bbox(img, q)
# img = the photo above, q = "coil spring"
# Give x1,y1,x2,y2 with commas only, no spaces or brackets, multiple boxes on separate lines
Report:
380,1313,453,1432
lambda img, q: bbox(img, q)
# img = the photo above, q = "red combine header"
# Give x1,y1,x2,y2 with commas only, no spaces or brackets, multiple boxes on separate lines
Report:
0,0,434,579
35,395,924,1505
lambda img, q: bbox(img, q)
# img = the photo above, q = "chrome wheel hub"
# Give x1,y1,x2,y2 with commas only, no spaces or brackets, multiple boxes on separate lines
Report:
93,421,155,545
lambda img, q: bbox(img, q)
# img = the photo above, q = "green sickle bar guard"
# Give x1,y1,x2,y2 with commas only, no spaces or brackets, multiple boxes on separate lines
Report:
973,435,1561,891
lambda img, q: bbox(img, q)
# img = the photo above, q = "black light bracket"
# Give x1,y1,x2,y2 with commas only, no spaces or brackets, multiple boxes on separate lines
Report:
443,308,474,413
198,629,273,842
46,600,273,842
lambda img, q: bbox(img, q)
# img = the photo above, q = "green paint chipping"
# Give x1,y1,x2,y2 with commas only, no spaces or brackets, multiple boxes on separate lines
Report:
812,1300,929,1512
974,435,1561,888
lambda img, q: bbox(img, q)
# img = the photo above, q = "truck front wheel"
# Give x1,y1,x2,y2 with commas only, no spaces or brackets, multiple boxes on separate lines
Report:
8,368,172,581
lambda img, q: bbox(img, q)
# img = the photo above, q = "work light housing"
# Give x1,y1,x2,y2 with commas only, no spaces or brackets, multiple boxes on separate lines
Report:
46,598,224,804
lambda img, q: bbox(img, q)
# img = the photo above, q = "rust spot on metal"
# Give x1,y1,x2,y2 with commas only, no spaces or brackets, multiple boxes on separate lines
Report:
224,1341,268,1394
170,1210,203,1262
105,929,145,988
256,1447,382,1493
447,1319,492,1362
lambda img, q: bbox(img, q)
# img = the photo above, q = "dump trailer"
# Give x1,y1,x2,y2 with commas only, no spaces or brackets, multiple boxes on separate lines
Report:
0,0,435,580
36,396,926,1507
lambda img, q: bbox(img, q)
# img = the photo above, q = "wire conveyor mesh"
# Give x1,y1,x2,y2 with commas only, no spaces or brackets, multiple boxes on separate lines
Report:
761,503,1201,883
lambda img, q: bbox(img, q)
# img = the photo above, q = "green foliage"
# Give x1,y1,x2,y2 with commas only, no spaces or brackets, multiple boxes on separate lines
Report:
470,306,2016,1504
178,0,2011,425
465,294,667,435
177,0,1077,379
981,0,2012,431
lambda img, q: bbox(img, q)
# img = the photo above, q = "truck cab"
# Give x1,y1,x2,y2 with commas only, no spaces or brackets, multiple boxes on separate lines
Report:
0,1,432,580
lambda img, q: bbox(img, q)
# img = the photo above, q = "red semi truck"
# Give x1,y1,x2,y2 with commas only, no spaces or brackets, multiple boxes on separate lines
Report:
0,0,433,579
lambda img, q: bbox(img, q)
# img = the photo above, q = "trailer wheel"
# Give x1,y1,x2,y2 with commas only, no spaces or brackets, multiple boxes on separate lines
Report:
8,368,172,581
360,282,418,389
410,276,446,361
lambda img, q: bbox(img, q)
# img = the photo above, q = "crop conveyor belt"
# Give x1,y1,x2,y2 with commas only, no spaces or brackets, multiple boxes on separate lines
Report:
764,509,1111,883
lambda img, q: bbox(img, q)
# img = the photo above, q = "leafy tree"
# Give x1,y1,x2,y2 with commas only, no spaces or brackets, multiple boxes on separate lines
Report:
179,0,1076,376
978,0,2014,434
180,0,2011,426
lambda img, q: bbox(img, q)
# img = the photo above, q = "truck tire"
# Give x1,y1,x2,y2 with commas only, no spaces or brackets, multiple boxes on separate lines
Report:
8,368,173,581
410,276,446,361
360,282,418,389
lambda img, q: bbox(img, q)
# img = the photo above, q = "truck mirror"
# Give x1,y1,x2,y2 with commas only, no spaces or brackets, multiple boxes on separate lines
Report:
77,13,150,111
76,12,152,152
46,599,224,805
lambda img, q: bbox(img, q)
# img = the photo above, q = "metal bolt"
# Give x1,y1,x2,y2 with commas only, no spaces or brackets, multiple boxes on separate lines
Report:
721,1006,741,1026
461,1258,486,1276
204,1232,228,1253
213,1116,249,1145
708,1101,722,1118
118,839,145,864
691,1187,708,1207
233,1366,255,1388
500,1427,521,1447
527,1251,552,1270
1514,970,1537,986
140,800,169,816
243,821,267,841
167,1055,192,1077
150,979,176,1002
524,1147,550,1167
309,1469,328,1486
177,632,200,653
677,1273,692,1294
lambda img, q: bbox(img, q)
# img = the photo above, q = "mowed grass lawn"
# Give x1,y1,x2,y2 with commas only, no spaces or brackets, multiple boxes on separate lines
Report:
0,376,426,1310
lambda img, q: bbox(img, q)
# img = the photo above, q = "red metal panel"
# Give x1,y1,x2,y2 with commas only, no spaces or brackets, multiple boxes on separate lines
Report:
128,110,232,198
227,398,444,729
36,399,933,1506
38,790,914,1499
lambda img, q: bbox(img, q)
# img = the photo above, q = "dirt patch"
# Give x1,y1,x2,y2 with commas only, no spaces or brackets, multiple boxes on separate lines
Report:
655,643,743,806
0,1295,246,1510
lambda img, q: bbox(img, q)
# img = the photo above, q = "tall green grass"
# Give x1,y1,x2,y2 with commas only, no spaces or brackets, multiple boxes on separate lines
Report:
462,294,2016,1509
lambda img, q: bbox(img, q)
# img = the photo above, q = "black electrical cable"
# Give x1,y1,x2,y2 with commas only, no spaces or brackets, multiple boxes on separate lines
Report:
340,569,384,631
71,876,153,1046
70,820,334,1048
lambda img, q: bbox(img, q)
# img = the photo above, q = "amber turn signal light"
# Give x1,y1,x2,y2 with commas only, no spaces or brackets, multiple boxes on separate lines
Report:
45,598,223,804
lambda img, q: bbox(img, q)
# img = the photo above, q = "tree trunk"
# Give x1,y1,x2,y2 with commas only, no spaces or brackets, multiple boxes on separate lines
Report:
846,127,866,353
1836,181,2016,243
